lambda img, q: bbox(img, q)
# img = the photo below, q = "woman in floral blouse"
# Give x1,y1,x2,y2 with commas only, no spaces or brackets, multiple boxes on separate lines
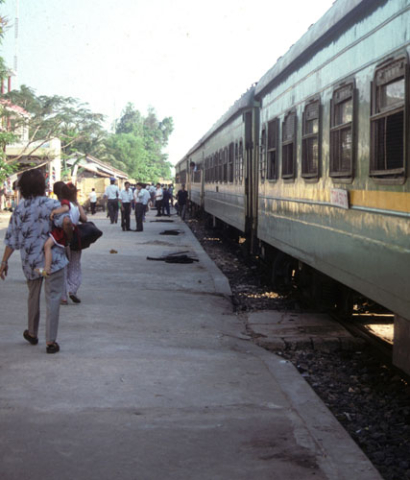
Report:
0,169,71,354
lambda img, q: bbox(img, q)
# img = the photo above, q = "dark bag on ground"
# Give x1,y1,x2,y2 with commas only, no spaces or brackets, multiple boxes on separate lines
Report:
70,222,103,251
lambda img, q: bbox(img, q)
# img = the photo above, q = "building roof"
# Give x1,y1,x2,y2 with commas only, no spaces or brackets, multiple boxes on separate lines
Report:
0,99,30,118
67,154,129,179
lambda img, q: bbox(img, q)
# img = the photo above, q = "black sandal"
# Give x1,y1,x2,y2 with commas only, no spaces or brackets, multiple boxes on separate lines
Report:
46,342,60,354
23,329,38,345
69,294,81,304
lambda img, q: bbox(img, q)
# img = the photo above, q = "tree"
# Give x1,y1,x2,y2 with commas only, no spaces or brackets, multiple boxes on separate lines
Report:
105,104,173,182
3,86,106,176
0,2,18,184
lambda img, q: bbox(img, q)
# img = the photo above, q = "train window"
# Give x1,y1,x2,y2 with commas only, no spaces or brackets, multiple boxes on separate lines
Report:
193,164,201,183
259,126,266,182
330,83,354,178
370,58,407,180
239,140,244,182
213,153,218,182
223,147,228,183
282,111,296,179
302,100,320,179
267,119,279,180
234,142,239,182
219,150,223,183
229,143,234,183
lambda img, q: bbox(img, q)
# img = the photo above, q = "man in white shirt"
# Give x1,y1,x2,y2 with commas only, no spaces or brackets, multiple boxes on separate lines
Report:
134,183,151,231
89,188,97,215
104,178,120,224
119,181,133,231
155,183,163,217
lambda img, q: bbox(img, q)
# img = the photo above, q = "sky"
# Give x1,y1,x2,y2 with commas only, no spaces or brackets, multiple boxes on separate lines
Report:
0,0,336,166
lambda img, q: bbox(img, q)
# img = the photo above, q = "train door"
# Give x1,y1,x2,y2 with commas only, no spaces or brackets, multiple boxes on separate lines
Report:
244,109,259,252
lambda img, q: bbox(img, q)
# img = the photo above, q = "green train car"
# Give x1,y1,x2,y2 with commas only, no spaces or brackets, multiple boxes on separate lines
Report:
176,88,259,237
177,0,410,375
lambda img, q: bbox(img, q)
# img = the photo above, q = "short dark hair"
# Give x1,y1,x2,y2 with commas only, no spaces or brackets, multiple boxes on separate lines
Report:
60,185,71,201
53,181,66,199
18,169,46,199
66,183,78,202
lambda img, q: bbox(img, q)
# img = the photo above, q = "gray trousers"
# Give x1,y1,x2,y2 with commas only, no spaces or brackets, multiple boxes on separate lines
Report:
180,204,187,220
27,268,65,343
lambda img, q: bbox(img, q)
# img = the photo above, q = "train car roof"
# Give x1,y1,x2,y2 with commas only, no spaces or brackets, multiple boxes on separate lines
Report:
255,0,377,98
177,85,256,164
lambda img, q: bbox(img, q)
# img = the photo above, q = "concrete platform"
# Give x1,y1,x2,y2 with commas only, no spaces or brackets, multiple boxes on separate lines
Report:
247,311,365,352
0,208,382,480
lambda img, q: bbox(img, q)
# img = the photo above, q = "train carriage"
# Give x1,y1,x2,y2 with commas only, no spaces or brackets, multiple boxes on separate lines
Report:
177,0,410,375
177,89,259,240
255,0,410,373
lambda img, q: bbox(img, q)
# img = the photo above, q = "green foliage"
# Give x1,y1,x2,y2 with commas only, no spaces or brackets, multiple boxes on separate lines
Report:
0,131,17,183
105,103,174,182
4,86,106,169
0,59,173,183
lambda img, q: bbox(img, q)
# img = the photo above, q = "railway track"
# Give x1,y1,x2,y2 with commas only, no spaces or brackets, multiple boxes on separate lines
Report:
336,313,393,358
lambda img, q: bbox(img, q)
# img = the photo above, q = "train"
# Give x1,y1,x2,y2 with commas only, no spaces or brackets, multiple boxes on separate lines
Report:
175,0,410,375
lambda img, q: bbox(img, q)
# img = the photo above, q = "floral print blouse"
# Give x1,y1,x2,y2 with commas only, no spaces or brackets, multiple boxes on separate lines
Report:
4,196,69,280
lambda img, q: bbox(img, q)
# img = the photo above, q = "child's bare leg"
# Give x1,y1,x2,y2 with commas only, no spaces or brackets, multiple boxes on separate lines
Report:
43,237,54,274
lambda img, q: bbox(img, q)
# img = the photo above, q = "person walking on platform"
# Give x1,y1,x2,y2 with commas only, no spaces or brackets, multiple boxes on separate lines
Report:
149,184,156,205
104,178,119,224
65,183,87,305
0,169,71,354
162,186,171,217
176,184,188,221
134,183,150,231
119,181,133,231
169,184,174,208
89,188,97,215
155,183,163,217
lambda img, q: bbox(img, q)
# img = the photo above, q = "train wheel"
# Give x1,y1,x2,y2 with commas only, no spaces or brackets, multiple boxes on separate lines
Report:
271,252,296,294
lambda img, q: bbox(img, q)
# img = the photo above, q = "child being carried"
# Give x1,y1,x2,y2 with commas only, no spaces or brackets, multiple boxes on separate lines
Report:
40,184,74,276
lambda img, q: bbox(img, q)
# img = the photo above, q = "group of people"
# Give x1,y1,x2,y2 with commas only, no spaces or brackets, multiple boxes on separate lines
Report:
0,172,189,355
0,170,87,354
102,179,189,231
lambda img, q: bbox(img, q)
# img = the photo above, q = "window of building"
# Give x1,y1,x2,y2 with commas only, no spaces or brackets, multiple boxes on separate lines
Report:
302,100,320,179
267,119,279,180
282,111,296,179
330,83,354,178
370,57,407,179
